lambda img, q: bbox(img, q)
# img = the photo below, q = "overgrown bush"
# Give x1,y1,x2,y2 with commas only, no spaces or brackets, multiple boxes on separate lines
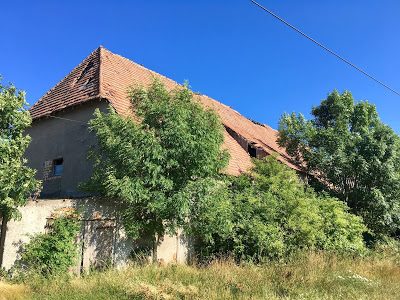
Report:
22,208,81,275
187,155,367,261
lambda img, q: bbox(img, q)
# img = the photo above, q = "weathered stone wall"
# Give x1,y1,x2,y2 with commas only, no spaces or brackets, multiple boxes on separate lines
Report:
2,198,190,271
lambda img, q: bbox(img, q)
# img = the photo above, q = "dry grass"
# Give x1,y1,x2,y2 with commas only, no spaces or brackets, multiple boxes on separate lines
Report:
0,281,29,300
2,252,400,299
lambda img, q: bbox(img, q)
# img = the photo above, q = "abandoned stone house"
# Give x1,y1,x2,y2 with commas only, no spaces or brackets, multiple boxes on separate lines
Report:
0,46,301,271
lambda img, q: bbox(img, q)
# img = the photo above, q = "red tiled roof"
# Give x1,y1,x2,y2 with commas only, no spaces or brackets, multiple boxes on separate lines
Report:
29,50,101,119
29,46,300,175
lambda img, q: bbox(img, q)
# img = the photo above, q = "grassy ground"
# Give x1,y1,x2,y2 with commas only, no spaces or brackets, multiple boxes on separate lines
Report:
1,252,400,299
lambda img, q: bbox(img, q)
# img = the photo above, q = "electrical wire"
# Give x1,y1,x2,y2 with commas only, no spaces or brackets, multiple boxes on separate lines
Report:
44,115,87,124
249,0,400,96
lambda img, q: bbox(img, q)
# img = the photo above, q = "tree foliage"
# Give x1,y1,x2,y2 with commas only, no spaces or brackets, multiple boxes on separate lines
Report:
82,79,229,253
22,209,81,275
278,90,400,238
0,76,40,220
187,155,366,261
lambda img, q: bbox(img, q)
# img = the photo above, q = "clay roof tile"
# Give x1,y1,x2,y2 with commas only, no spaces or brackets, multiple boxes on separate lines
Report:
29,46,301,175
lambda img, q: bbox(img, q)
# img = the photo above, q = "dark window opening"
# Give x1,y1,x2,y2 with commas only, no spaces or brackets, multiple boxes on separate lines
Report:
77,61,94,82
53,158,63,176
80,76,94,90
248,144,257,158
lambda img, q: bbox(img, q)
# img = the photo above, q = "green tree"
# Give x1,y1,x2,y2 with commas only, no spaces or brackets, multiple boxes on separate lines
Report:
187,155,366,261
0,77,41,266
278,90,400,239
82,79,229,262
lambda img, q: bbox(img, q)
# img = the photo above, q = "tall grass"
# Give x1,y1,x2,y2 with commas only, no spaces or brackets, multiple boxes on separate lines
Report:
1,251,400,299
0,282,28,300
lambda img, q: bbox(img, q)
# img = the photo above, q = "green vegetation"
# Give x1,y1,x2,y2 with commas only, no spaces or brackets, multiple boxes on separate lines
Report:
82,81,367,263
82,83,369,264
2,252,400,299
0,76,41,266
187,155,366,261
21,209,81,276
2,82,399,299
278,90,400,240
81,79,229,261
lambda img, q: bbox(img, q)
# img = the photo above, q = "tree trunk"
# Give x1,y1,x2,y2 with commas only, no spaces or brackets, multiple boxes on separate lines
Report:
0,213,8,268
152,234,158,264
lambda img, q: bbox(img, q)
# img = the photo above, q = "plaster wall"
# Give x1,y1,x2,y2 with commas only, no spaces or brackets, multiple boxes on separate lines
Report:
157,228,191,264
24,99,109,198
2,198,189,271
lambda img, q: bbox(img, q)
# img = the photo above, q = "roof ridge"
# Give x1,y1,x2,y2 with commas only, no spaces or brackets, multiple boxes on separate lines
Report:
30,47,101,115
262,123,278,133
109,51,238,115
92,47,237,116
100,46,183,88
98,45,104,98
198,94,233,110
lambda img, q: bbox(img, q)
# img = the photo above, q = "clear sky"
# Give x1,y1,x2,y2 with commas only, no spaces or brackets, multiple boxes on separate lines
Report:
1,0,399,132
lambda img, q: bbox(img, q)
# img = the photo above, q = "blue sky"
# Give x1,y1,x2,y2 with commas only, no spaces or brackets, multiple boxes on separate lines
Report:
1,0,399,132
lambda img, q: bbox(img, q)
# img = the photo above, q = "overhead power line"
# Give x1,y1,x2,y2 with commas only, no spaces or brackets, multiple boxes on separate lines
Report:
249,0,400,97
44,115,87,124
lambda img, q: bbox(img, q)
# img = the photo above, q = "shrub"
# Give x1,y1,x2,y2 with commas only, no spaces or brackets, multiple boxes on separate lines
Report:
22,208,81,275
187,155,367,261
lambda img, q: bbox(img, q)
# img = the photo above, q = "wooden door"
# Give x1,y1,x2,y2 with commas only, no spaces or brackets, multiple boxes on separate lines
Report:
81,219,116,271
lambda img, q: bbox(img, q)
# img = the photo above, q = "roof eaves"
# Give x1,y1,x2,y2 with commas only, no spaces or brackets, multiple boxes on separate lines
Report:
30,96,108,122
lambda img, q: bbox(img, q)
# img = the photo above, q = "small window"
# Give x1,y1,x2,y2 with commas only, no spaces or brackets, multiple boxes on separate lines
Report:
53,158,63,176
248,144,257,158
